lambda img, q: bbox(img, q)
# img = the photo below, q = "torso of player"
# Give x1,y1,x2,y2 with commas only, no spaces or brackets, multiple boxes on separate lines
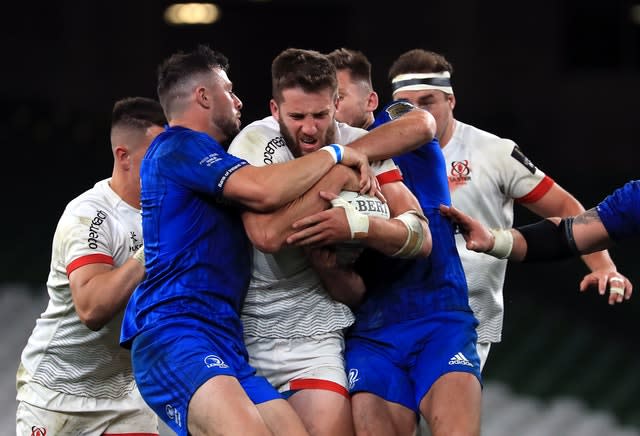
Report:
227,117,373,338
18,179,142,407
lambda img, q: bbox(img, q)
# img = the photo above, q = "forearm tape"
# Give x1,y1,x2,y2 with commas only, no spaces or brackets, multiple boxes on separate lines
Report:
517,217,580,262
391,210,428,258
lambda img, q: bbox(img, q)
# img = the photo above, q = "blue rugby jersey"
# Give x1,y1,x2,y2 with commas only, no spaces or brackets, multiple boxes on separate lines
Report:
350,103,472,333
596,180,640,241
121,126,250,348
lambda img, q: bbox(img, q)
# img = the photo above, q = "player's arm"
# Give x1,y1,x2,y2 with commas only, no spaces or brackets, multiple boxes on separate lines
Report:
347,106,436,161
306,247,366,308
440,204,631,304
69,248,145,331
523,183,618,274
223,145,375,212
241,164,362,253
288,180,432,258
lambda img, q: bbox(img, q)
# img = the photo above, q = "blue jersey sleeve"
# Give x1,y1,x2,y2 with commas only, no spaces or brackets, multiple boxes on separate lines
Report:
158,129,248,197
596,180,640,241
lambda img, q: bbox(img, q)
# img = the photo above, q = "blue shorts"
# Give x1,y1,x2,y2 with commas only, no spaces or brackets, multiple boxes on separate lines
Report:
131,319,281,436
345,311,481,413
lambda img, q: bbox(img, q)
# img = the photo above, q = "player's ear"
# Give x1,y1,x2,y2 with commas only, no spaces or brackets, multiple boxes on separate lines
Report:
367,91,379,113
447,93,456,110
269,99,280,121
196,86,210,109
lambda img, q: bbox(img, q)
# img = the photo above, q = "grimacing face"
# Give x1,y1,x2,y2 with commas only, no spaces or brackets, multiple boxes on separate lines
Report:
270,86,337,158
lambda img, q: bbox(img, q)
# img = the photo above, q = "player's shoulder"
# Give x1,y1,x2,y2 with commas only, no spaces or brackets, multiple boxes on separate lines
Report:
63,179,117,218
336,121,368,144
229,116,281,151
456,120,516,153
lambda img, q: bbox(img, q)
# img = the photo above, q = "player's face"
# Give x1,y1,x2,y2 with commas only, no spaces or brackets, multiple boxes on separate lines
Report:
271,86,338,157
209,68,243,143
131,125,164,196
394,89,454,142
335,70,372,129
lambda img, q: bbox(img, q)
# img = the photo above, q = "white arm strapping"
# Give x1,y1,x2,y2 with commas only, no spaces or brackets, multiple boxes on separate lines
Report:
487,229,513,259
391,210,428,258
330,196,369,239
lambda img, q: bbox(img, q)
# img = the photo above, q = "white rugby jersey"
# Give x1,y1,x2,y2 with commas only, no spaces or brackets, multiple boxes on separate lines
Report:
229,116,399,338
444,121,554,343
17,178,144,411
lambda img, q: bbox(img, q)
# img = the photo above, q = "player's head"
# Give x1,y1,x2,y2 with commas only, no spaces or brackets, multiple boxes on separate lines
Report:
110,97,166,200
270,48,338,157
327,48,378,130
157,44,242,143
389,49,455,142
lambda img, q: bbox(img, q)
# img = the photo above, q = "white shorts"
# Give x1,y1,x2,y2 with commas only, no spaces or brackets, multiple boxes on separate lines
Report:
16,398,158,436
476,341,492,372
245,331,349,397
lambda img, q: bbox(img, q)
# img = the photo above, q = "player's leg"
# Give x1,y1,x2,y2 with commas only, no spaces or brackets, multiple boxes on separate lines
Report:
188,375,274,436
247,331,354,436
413,311,482,436
351,391,416,436
288,387,354,436
419,372,481,436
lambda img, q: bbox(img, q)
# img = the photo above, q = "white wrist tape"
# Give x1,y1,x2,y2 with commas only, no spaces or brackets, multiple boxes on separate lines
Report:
320,144,344,164
331,195,369,239
133,246,145,266
487,229,513,259
391,210,428,258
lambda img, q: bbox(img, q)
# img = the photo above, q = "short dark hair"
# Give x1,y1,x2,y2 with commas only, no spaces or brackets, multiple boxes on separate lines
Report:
111,97,167,130
327,48,373,87
271,48,337,103
388,49,453,81
157,44,230,113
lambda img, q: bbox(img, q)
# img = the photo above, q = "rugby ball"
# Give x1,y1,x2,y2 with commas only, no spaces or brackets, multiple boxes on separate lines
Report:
334,190,390,265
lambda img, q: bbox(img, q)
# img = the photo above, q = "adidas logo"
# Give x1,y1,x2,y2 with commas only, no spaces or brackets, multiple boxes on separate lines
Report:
448,352,474,367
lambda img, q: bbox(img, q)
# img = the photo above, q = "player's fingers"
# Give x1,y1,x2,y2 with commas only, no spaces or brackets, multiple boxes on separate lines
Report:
608,276,625,305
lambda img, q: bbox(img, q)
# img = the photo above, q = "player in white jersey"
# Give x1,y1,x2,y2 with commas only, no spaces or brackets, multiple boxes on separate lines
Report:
389,49,621,370
228,48,435,436
16,97,166,436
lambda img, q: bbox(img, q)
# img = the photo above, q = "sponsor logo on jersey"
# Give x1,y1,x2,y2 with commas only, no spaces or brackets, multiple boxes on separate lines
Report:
510,145,537,174
165,404,182,428
129,231,143,253
448,160,472,186
199,153,223,167
352,198,390,216
263,136,287,165
348,368,360,390
87,209,107,249
204,354,229,369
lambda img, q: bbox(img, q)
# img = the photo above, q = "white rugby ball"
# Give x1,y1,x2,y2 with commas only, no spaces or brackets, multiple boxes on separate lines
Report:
336,190,390,220
334,190,390,265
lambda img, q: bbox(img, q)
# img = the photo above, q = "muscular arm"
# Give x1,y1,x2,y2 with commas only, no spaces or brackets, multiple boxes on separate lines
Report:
224,146,372,212
69,257,145,331
241,164,361,253
524,183,617,274
288,180,432,258
347,108,436,161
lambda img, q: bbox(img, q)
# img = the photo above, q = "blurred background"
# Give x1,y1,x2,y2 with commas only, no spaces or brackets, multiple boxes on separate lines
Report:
1,0,638,434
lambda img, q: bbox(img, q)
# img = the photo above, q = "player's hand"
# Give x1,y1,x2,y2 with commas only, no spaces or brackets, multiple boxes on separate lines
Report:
288,191,353,246
579,270,633,305
305,246,339,272
341,146,376,196
439,204,494,252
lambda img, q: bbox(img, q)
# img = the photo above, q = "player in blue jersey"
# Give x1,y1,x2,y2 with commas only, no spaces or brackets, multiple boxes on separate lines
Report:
291,48,482,435
440,180,637,302
119,44,383,436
